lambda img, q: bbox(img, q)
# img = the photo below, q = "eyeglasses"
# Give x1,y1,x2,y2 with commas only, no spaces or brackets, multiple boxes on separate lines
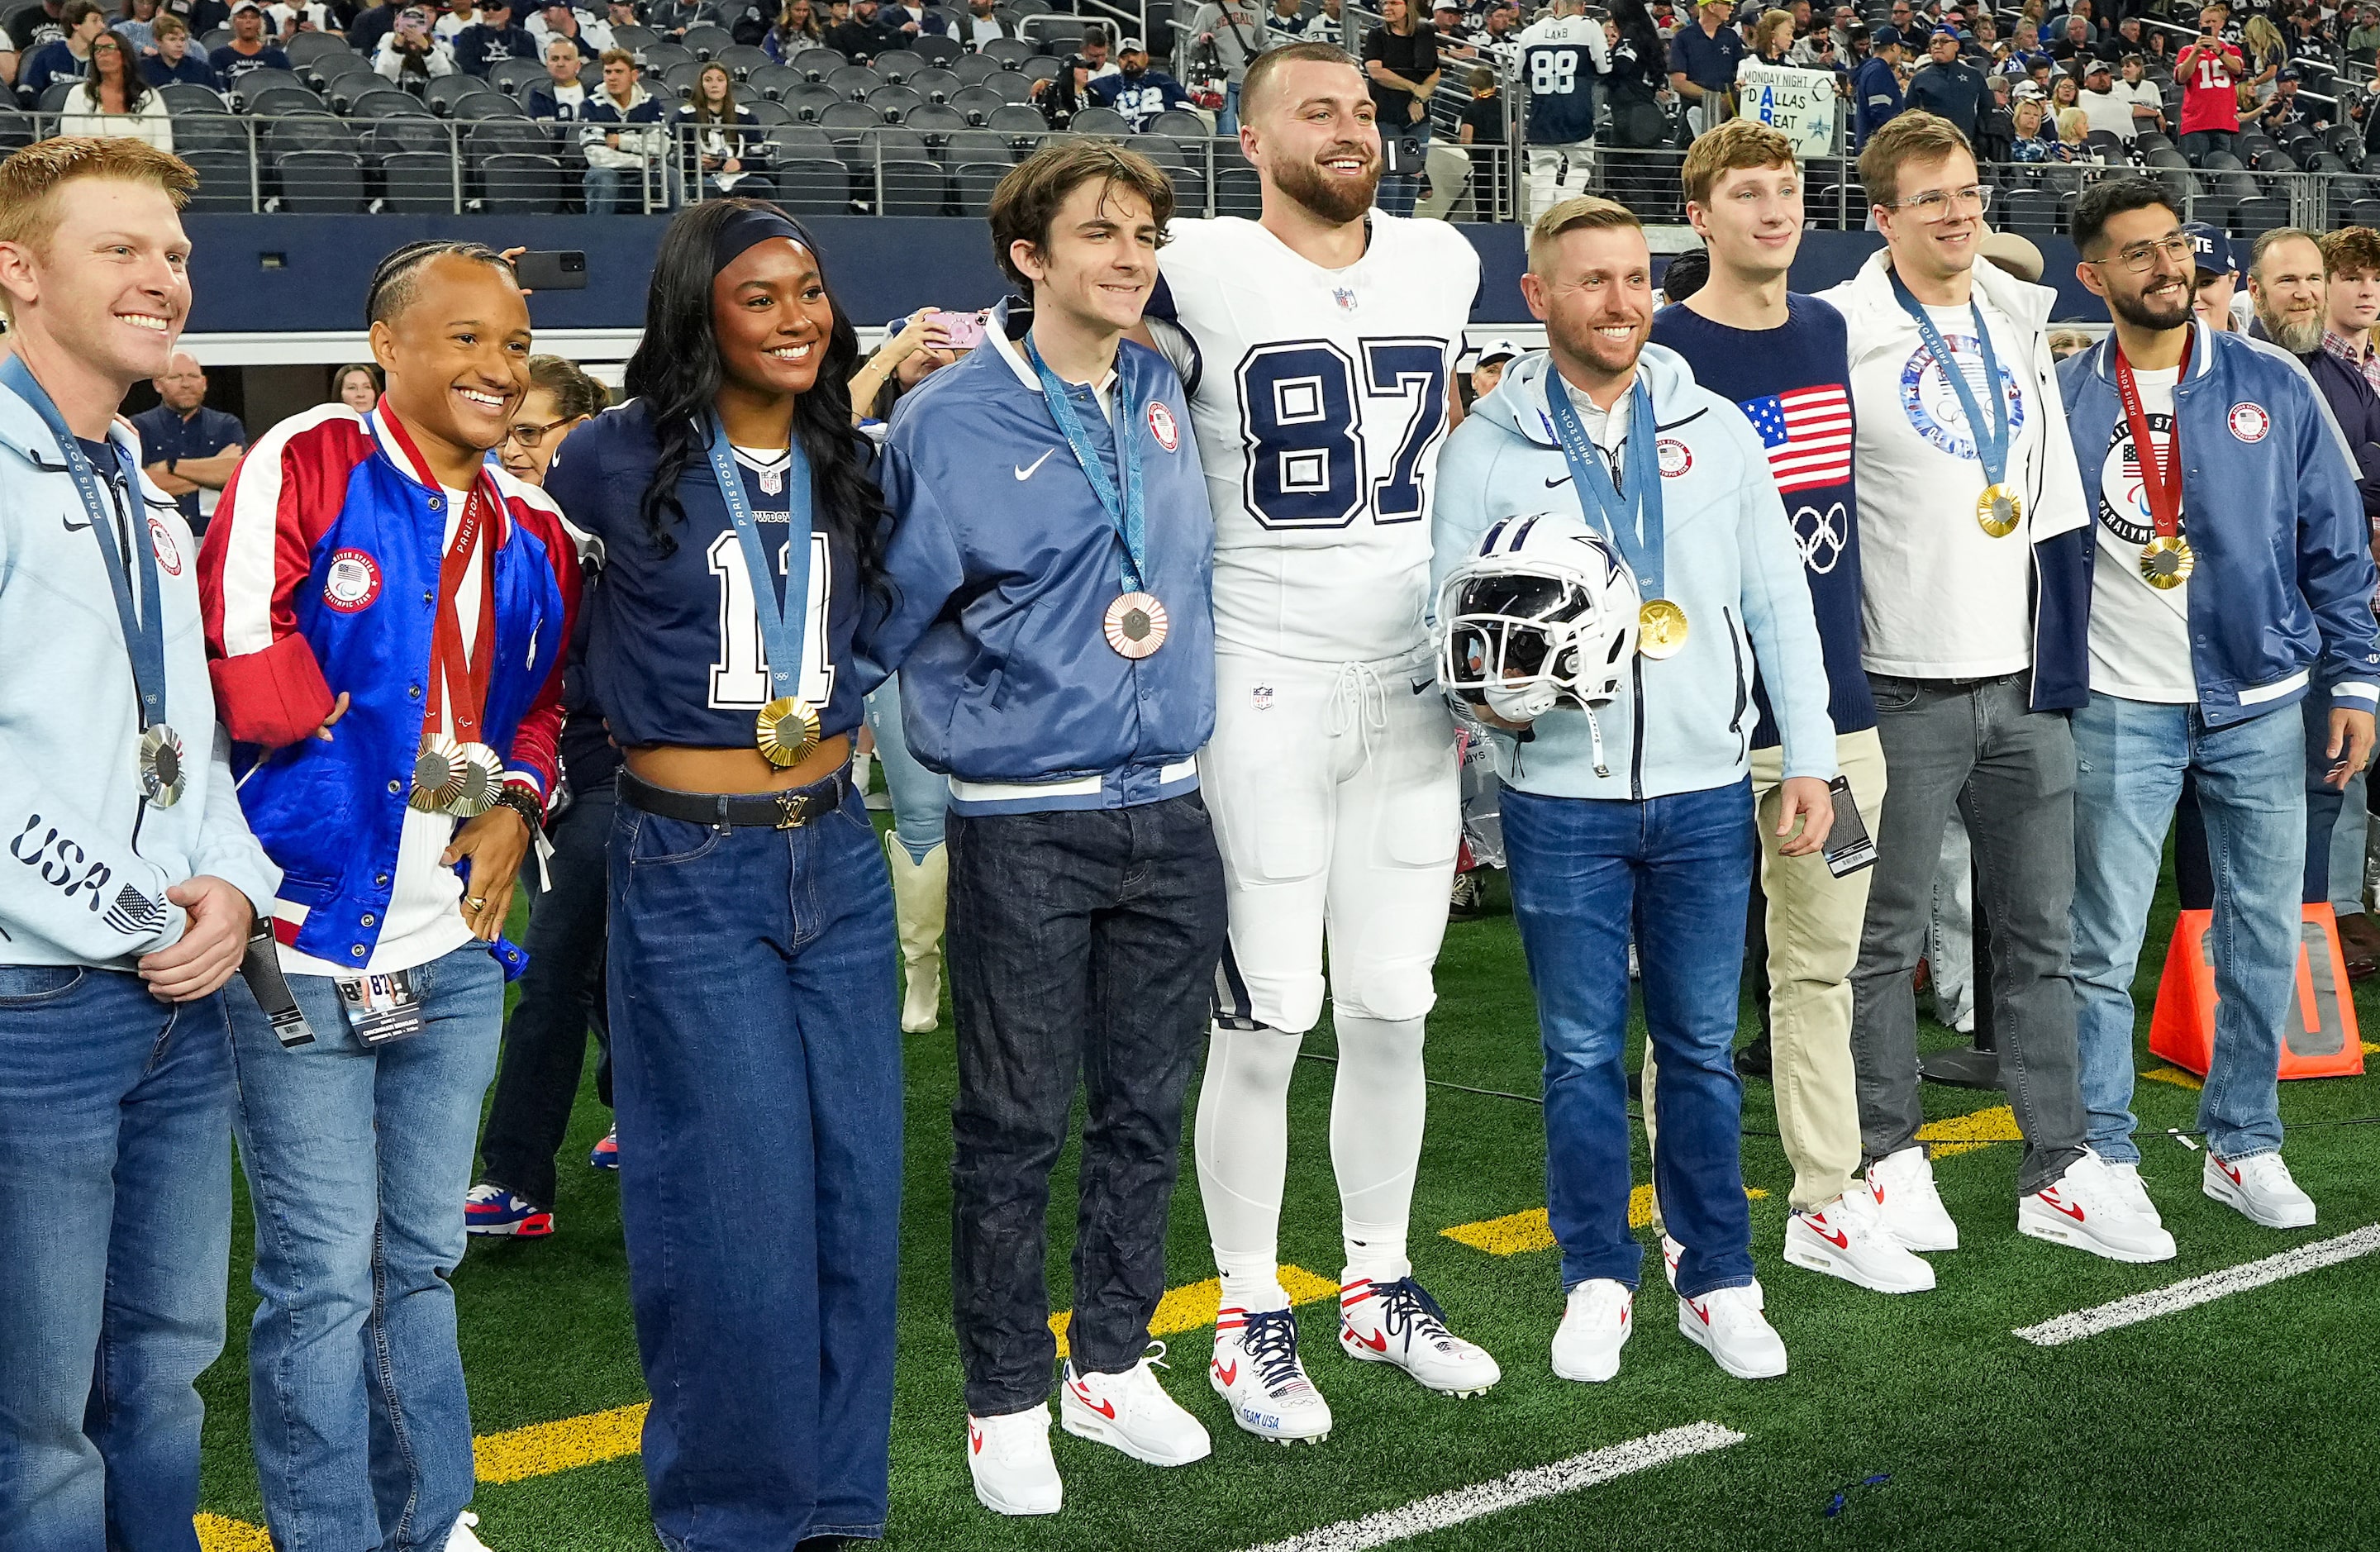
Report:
503,417,574,448
1887,184,1992,221
2090,234,2195,274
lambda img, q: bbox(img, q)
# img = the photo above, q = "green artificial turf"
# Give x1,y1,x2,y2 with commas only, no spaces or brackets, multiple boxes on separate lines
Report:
195,841,2380,1550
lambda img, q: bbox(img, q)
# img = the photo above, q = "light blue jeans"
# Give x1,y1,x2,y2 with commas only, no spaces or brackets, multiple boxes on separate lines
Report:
2070,693,2303,1165
865,676,946,864
223,943,505,1552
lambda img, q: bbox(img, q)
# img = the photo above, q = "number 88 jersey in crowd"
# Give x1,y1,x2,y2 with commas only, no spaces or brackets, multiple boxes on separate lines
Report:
1146,212,1480,664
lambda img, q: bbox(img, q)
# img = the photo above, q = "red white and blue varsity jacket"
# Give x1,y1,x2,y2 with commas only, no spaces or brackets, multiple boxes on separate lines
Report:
196,402,578,969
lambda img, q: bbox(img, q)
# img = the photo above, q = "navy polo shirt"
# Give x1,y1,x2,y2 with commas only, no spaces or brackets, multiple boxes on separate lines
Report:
130,402,245,531
1666,19,1745,89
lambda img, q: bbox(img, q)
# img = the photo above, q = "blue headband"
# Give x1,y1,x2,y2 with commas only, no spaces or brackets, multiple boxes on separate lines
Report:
712,207,809,277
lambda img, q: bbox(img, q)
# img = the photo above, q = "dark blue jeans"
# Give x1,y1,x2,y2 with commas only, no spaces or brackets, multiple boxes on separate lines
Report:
1502,779,1758,1299
945,794,1227,1416
0,968,232,1552
606,783,902,1547
478,779,614,1210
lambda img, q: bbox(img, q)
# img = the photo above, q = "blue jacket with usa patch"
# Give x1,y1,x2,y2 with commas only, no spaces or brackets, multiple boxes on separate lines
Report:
859,299,1216,814
2058,320,2380,726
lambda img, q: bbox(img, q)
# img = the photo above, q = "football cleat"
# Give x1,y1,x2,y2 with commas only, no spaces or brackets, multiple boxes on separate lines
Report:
1338,1275,1501,1397
1677,1279,1788,1379
967,1402,1062,1516
464,1184,551,1239
1550,1278,1631,1383
1783,1188,1935,1294
588,1124,619,1170
1059,1347,1211,1467
1211,1307,1333,1444
1865,1145,1959,1252
2019,1149,2178,1263
2202,1150,2317,1229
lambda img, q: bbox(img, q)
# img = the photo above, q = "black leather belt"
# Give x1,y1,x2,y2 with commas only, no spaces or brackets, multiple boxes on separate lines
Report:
618,765,851,831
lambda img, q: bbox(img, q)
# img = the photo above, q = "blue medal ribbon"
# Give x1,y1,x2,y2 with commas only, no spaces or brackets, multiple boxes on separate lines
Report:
1887,268,2011,489
1,354,167,735
1542,369,1665,602
1024,333,1147,592
702,412,813,707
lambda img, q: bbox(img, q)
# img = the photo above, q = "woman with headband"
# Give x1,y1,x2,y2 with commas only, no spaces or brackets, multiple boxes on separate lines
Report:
540,200,901,1545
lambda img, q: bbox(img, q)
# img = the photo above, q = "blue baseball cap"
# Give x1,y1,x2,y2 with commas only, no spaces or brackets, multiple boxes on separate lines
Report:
1870,21,1900,44
2182,221,2237,279
1931,22,1959,37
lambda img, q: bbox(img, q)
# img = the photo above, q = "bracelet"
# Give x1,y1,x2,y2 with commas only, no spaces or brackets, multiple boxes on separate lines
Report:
493,784,544,834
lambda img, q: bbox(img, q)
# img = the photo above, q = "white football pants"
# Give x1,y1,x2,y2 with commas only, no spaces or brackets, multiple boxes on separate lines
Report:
1526,142,1596,222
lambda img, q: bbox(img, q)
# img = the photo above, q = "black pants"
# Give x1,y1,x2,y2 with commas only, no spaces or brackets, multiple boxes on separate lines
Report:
945,793,1227,1417
478,779,615,1210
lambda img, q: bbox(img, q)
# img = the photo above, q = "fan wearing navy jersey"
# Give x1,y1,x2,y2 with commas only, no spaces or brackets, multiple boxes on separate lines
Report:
539,202,902,1549
864,140,1224,1519
1088,36,1193,129
1511,0,1608,219
1647,121,1936,1299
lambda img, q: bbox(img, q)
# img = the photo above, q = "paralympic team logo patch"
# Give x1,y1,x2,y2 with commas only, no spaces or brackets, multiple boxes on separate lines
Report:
2229,401,2271,443
146,516,182,577
2095,411,2173,548
1148,399,1180,453
1656,438,1692,478
1898,336,2026,459
322,548,382,613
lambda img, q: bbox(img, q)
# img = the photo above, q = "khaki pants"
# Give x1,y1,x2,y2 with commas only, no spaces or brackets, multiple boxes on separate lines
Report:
1644,727,1883,1221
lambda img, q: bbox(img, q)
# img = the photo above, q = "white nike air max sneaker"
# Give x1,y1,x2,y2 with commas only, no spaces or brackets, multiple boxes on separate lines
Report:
1550,1278,1632,1383
2106,1159,2161,1226
1211,1307,1333,1444
1676,1280,1788,1379
1059,1348,1211,1467
1338,1274,1502,1397
1783,1188,1936,1293
2202,1150,2318,1229
2018,1149,2178,1263
967,1402,1063,1516
1865,1145,1960,1252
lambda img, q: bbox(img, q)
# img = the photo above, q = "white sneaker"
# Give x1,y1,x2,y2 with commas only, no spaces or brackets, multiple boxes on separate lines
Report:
2203,1150,2317,1229
1337,1274,1502,1397
1059,1348,1211,1467
1676,1280,1788,1379
1865,1146,1959,1252
2018,1149,2178,1263
1210,1307,1333,1444
1550,1278,1632,1383
445,1512,491,1552
2108,1160,2163,1227
1658,1232,1683,1289
966,1403,1062,1516
1783,1189,1936,1294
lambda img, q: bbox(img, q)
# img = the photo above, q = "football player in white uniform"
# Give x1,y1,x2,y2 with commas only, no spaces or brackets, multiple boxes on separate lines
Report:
1138,39,1499,1445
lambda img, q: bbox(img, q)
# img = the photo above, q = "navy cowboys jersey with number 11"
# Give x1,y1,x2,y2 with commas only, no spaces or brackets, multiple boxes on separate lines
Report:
1146,212,1481,664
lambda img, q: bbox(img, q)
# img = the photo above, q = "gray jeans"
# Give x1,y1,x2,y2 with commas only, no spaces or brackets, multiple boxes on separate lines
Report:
1850,672,2088,1195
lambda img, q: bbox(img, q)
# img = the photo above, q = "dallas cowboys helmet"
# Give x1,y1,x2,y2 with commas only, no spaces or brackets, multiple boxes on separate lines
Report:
1435,511,1640,772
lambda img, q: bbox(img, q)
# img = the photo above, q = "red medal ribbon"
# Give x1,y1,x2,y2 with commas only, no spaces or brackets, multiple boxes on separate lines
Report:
377,404,502,743
2114,331,2193,545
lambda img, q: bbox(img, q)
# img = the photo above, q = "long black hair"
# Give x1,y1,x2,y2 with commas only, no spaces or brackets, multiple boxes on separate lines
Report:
621,198,887,592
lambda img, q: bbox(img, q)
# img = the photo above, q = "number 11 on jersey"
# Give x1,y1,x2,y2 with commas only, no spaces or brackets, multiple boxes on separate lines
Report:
706,530,835,710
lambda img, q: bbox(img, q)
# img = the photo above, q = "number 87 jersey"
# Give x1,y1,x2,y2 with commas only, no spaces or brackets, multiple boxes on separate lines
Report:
1147,212,1480,664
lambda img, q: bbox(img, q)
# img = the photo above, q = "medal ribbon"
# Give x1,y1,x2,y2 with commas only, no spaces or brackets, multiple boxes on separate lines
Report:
0,354,165,736
1887,269,2011,492
376,404,501,745
1542,370,1665,602
2114,331,2193,545
1024,332,1147,592
702,411,814,707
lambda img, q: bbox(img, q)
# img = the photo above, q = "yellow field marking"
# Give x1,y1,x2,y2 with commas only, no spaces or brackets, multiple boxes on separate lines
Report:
1916,1103,2020,1159
2142,1066,2205,1091
476,1400,650,1484
195,1515,273,1552
1440,1185,1770,1256
2363,1041,2379,1055
1050,1264,1338,1358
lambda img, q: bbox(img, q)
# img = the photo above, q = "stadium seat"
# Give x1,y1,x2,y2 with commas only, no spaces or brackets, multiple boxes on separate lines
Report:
2329,122,2366,159
641,40,695,72
364,113,452,157
178,147,255,212
949,83,1004,121
748,61,803,99
1216,162,1260,217
1998,186,2058,237
827,64,883,98
773,156,854,214
950,52,1002,85
167,108,252,155
1022,14,1083,50
347,84,432,119
247,82,326,118
818,100,883,131
683,23,736,58
953,159,1007,214
477,151,564,212
663,60,708,95
36,81,75,112
909,66,960,102
468,117,555,159
986,102,1047,143
199,26,231,49
266,110,360,157
282,30,349,69
2349,198,2380,227
2132,130,2173,155
988,69,1035,103
0,108,36,151
159,82,229,114
1147,108,1210,139
785,83,844,120
717,43,772,79
1128,133,1189,170
228,68,305,107
792,45,845,80
455,93,533,121
867,83,925,120
747,98,795,123
1018,54,1059,87
982,36,1034,67
761,121,835,158
942,126,1016,164
871,158,948,214
873,49,923,83
275,149,368,212
912,34,961,66
2086,129,2126,162
426,75,498,116
1067,106,1130,136
2233,193,2291,235
906,101,967,140
489,57,549,98
611,23,659,50
1167,162,1208,217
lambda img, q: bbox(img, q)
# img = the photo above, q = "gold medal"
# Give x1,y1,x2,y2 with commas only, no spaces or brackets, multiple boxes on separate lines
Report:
444,741,505,817
1103,591,1170,659
410,736,467,813
1638,598,1689,659
1977,483,2023,538
138,724,186,808
755,696,821,769
2140,534,2195,590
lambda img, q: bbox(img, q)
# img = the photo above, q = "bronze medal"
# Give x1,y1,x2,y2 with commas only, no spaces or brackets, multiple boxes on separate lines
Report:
755,696,821,769
2140,534,2195,590
1638,598,1689,659
1103,591,1170,659
138,724,186,808
1977,483,2023,538
410,736,467,814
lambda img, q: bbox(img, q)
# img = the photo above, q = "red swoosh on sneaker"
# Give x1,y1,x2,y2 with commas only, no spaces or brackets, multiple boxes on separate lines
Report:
969,1425,983,1454
1687,1298,1711,1326
1806,1215,1850,1250
1214,1359,1237,1387
2038,1190,2087,1221
2220,1159,2244,1185
1347,1326,1388,1352
1069,1382,1116,1420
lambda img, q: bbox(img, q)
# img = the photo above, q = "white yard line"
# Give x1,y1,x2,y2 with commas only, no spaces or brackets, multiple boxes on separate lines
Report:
2015,1222,2380,1348
1234,1422,1747,1552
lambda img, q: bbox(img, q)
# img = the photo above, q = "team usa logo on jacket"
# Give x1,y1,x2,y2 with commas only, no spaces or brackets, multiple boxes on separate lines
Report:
1656,438,1692,478
147,516,182,577
2228,401,2271,443
1897,336,2026,459
322,548,383,613
1148,398,1180,452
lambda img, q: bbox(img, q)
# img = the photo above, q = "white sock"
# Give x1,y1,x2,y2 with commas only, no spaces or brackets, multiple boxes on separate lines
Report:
1197,1020,1304,1313
1330,1013,1427,1285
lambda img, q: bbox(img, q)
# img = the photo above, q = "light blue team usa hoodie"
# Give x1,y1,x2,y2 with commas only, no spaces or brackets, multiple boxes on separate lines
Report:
1430,343,1839,802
